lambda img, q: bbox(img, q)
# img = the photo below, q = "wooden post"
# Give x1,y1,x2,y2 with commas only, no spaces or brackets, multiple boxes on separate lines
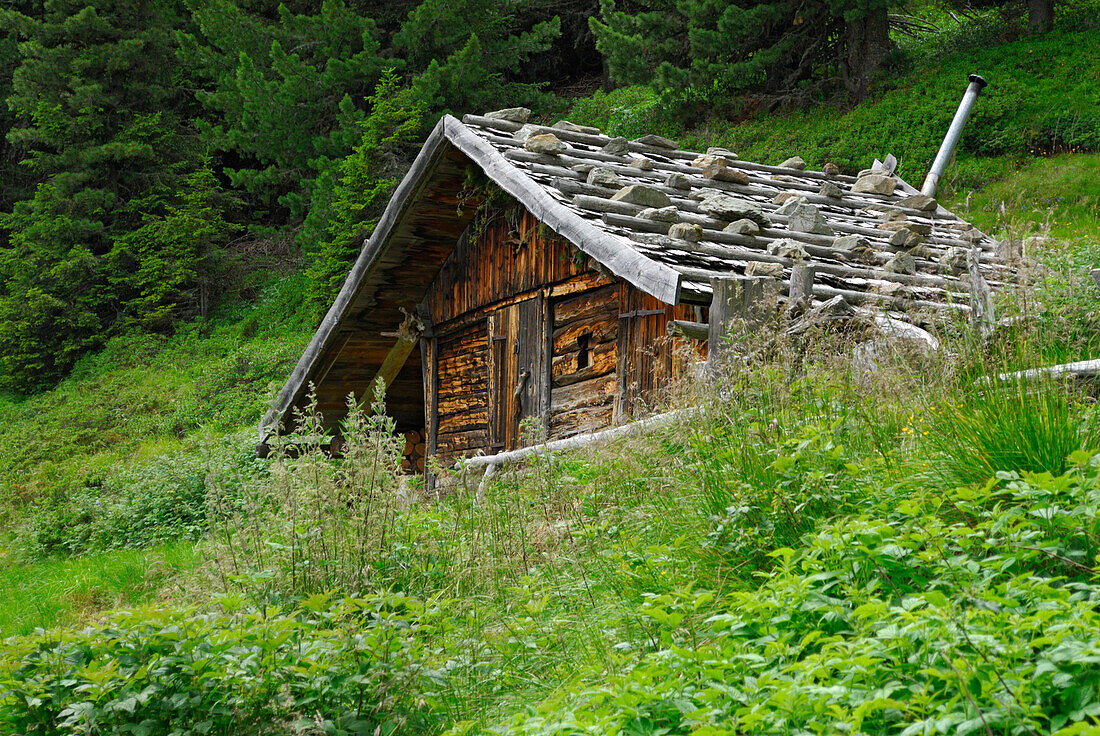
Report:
708,276,767,365
371,309,424,394
967,246,994,340
788,263,816,317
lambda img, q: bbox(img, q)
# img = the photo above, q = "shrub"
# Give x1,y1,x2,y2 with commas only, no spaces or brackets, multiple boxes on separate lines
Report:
15,432,265,558
207,383,409,601
0,592,445,735
484,463,1100,736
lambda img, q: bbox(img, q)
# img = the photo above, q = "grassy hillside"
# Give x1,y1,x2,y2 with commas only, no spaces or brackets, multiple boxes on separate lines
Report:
3,11,1100,734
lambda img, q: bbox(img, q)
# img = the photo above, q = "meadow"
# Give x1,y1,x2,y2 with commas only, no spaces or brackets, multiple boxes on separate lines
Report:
2,8,1100,733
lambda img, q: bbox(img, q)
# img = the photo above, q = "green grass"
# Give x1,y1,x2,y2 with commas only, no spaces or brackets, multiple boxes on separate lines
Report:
0,540,201,637
0,271,314,518
945,151,1100,244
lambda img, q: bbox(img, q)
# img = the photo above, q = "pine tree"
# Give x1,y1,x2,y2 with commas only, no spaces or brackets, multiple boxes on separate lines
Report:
0,0,203,390
591,0,891,109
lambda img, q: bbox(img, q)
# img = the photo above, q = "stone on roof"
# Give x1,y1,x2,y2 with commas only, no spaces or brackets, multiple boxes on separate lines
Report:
485,107,530,123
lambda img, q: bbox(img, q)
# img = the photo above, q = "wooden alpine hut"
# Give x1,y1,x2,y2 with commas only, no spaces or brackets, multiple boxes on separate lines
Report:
259,108,1008,469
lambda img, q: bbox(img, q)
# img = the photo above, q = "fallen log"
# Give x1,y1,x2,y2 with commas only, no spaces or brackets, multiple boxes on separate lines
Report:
456,407,699,498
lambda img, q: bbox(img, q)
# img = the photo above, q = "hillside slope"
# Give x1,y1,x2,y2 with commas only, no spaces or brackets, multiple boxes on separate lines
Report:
2,17,1100,734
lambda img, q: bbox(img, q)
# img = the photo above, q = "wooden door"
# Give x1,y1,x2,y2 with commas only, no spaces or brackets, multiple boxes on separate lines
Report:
489,296,547,452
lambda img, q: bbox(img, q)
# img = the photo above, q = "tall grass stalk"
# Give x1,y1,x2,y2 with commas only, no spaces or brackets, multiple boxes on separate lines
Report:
924,376,1097,487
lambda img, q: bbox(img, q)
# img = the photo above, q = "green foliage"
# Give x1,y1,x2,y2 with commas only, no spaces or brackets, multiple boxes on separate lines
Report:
923,378,1098,487
0,272,314,517
944,152,1100,244
15,431,266,558
603,29,1100,183
207,383,408,602
565,86,678,140
0,1,34,233
590,0,888,114
179,0,388,222
489,462,1100,736
394,0,561,115
110,160,239,329
0,592,444,735
0,0,214,390
300,71,427,305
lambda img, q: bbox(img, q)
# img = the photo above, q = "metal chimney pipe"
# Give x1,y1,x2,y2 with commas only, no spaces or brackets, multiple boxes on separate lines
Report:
921,74,988,198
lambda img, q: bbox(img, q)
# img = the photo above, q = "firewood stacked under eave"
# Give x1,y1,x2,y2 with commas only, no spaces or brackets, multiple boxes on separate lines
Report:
402,429,427,474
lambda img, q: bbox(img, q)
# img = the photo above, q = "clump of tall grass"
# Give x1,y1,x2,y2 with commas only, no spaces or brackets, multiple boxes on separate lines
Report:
206,380,409,602
923,375,1098,487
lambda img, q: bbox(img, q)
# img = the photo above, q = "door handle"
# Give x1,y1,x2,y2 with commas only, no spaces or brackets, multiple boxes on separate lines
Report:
514,368,531,403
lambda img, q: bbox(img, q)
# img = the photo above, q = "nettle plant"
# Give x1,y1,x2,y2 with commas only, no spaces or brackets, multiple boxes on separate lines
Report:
207,379,408,602
0,592,446,736
489,458,1100,736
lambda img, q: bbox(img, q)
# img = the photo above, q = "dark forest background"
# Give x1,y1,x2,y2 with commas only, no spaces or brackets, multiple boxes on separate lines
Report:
0,0,1067,392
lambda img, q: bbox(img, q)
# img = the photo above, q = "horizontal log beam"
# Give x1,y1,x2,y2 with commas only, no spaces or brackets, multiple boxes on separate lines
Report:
667,319,709,340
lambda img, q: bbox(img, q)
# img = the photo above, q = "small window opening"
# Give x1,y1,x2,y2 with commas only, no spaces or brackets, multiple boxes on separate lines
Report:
576,333,591,370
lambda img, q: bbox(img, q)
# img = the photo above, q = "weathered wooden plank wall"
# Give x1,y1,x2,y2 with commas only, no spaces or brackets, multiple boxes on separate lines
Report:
616,288,703,421
549,284,619,438
425,209,588,327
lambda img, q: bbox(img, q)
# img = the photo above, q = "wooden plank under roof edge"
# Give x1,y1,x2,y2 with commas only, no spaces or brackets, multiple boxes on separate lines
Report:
440,115,682,307
258,119,452,445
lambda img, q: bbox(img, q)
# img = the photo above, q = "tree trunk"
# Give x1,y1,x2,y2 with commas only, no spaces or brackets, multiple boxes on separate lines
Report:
844,7,889,101
1028,0,1054,34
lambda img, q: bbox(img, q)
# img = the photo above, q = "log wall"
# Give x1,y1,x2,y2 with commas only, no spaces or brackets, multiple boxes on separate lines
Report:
421,200,704,463
549,284,619,439
433,321,490,461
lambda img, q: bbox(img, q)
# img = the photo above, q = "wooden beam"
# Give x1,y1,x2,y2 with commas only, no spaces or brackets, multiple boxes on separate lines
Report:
368,310,424,396
968,246,995,340
667,319,708,341
788,263,816,317
708,275,771,364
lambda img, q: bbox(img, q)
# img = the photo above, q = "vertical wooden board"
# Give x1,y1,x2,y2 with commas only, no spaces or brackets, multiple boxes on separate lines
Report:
488,296,546,452
488,307,510,453
423,201,590,325
616,285,688,420
506,304,520,449
518,294,545,445
427,336,439,455
541,291,552,437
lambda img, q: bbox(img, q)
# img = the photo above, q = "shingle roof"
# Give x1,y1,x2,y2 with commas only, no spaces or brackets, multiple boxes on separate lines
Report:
459,111,1010,313
260,113,1008,444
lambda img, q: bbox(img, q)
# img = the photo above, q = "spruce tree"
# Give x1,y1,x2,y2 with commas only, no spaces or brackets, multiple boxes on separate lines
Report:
394,0,561,114
178,0,388,224
0,0,203,390
591,0,891,109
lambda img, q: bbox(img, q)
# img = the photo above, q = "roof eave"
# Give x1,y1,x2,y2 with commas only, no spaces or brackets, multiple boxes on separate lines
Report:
260,115,684,444
258,118,453,444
